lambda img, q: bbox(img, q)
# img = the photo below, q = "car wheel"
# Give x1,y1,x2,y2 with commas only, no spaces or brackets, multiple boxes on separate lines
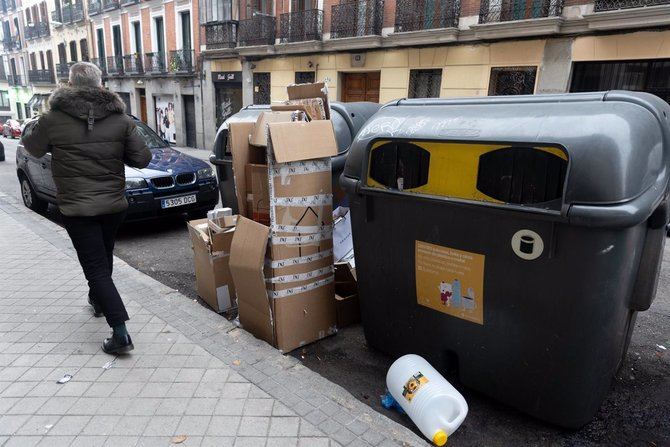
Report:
19,174,48,212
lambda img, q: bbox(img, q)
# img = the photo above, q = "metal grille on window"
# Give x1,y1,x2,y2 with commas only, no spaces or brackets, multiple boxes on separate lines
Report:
570,59,670,104
253,72,271,105
488,67,537,96
408,69,443,99
295,71,315,84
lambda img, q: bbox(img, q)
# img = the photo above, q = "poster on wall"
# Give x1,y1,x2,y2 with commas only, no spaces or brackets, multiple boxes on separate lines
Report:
155,95,176,144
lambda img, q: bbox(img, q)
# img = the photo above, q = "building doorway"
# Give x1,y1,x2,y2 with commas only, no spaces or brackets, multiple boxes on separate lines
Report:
342,72,380,102
253,72,271,104
213,71,243,128
183,94,196,147
137,88,147,123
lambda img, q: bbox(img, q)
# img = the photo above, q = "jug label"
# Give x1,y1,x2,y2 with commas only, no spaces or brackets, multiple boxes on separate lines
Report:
415,240,485,325
402,372,429,402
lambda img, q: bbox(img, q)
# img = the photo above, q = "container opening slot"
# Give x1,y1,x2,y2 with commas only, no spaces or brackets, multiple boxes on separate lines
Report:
369,142,430,190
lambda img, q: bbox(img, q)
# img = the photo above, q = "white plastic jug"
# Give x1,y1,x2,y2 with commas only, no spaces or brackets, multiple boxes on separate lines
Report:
386,354,468,446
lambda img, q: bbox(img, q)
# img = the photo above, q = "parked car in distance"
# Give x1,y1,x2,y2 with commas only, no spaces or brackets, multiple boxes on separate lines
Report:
2,119,22,139
16,117,219,221
209,102,382,212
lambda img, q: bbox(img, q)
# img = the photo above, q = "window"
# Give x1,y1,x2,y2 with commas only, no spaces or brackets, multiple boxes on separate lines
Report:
154,17,165,54
253,72,271,104
69,40,77,61
570,59,670,104
488,67,537,96
408,69,442,99
295,71,315,84
80,39,89,61
96,28,105,61
180,11,191,50
0,91,10,110
112,24,122,57
132,22,142,54
202,0,234,23
24,104,30,119
17,102,23,120
292,0,315,11
57,43,67,64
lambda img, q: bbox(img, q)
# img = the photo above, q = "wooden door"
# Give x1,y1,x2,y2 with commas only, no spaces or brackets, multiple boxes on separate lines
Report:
139,93,147,123
343,72,380,103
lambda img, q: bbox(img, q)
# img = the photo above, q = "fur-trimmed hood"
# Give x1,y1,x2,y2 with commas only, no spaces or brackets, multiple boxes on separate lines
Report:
49,86,126,128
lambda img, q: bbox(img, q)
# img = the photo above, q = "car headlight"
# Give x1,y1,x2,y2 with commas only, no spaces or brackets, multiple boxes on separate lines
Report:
197,167,215,179
125,178,148,190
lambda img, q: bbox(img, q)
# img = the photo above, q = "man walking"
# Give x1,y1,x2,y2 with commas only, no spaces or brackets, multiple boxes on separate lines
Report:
22,62,151,354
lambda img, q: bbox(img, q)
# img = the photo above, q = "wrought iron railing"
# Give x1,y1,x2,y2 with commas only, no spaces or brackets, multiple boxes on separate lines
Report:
168,49,195,73
280,9,323,43
56,62,72,80
0,0,6,13
52,9,63,25
331,0,384,38
6,0,15,10
395,0,460,31
91,57,107,75
144,52,167,74
123,54,143,74
2,36,21,52
120,0,139,5
8,74,26,86
59,3,84,24
28,69,55,84
593,0,667,11
479,0,563,23
102,0,119,10
88,0,102,15
203,20,238,49
239,15,276,46
106,55,124,76
25,22,50,40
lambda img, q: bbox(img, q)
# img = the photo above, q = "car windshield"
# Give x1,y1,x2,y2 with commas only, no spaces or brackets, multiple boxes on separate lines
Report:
135,121,169,149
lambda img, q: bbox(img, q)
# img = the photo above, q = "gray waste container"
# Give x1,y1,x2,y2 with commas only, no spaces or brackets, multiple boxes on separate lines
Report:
341,91,669,428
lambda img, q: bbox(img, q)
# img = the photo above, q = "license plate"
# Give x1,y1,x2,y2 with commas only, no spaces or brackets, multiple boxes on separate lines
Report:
161,194,197,209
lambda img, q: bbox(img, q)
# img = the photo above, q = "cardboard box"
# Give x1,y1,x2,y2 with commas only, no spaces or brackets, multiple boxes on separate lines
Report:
249,111,295,147
334,261,359,328
287,82,330,120
187,219,236,313
228,111,339,353
245,163,270,226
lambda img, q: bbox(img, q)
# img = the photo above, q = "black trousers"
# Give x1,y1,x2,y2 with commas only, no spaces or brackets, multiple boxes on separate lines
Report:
62,211,129,327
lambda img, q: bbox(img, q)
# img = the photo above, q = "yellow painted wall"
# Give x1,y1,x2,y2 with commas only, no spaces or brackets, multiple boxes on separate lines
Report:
249,39,546,103
573,30,670,61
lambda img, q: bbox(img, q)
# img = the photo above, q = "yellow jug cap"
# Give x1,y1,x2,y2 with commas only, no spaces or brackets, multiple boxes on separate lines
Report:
433,430,448,446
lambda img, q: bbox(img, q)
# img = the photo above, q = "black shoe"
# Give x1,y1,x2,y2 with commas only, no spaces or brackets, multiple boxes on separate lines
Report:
102,334,134,355
88,296,103,318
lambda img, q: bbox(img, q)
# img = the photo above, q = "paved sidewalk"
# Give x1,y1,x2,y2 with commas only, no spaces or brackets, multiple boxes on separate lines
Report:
0,194,425,447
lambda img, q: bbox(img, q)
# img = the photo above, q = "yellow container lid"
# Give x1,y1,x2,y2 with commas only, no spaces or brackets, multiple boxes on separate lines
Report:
433,430,448,446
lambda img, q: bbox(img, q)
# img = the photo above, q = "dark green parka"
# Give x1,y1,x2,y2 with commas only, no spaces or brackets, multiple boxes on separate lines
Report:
22,86,152,217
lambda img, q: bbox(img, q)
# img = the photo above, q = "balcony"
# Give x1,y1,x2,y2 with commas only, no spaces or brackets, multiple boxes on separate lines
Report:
8,74,26,86
203,20,238,49
479,0,563,23
28,69,55,84
88,0,102,15
331,0,384,39
7,0,15,10
280,9,323,43
60,3,85,24
25,22,50,40
56,62,73,80
123,53,143,75
51,9,63,26
103,0,119,10
106,55,124,76
593,0,668,10
121,0,139,5
91,57,107,75
144,52,167,75
238,15,275,47
395,0,459,32
2,35,21,52
168,49,195,73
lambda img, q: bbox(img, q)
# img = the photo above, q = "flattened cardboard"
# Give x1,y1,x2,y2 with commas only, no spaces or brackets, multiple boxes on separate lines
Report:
268,120,338,163
228,216,274,346
187,219,237,313
287,82,330,119
249,111,294,147
229,122,264,217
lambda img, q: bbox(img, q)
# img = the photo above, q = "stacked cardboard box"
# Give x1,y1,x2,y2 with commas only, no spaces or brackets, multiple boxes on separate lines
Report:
187,214,237,313
229,83,339,353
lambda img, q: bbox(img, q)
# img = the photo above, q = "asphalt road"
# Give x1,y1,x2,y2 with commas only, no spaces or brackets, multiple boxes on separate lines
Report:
1,137,668,446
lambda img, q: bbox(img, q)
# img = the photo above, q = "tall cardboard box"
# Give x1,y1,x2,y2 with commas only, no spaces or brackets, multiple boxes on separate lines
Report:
187,219,236,313
245,163,270,226
229,115,339,353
